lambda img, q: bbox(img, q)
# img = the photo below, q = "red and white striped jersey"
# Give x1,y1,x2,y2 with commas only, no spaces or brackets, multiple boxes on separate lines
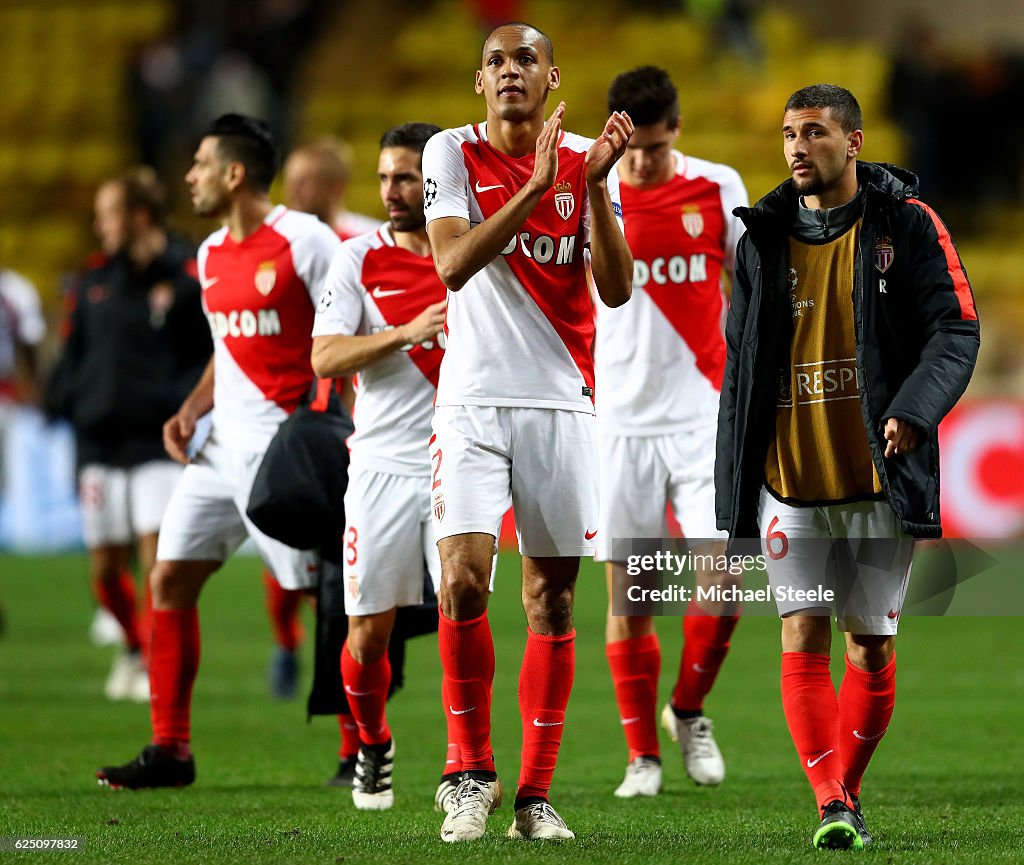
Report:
312,225,445,476
198,205,341,450
422,122,623,413
596,151,748,435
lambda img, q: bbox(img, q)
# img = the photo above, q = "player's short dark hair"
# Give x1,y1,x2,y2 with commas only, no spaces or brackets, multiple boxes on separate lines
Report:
201,113,279,192
785,84,863,134
379,123,442,155
481,21,554,64
116,165,167,227
607,65,680,128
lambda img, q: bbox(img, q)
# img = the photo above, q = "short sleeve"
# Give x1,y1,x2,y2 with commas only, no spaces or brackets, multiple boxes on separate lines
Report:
312,242,365,338
717,167,749,274
422,131,470,225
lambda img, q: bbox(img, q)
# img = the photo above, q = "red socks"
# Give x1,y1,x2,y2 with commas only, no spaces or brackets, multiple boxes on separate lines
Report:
441,677,464,776
838,653,896,796
781,651,846,809
340,641,392,746
673,599,738,712
94,570,141,652
337,713,360,759
263,570,303,652
149,607,200,748
517,629,575,801
438,609,495,772
783,650,897,808
606,633,661,760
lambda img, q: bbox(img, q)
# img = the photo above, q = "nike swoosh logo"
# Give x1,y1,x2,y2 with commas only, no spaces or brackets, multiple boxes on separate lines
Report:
853,729,886,741
371,286,405,298
806,749,834,768
474,180,503,193
887,608,900,619
532,718,563,727
449,705,476,715
584,529,598,540
200,277,219,290
692,663,711,674
620,716,640,726
344,685,372,696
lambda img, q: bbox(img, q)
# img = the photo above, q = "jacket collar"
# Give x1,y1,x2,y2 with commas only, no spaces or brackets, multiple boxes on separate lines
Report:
734,161,920,238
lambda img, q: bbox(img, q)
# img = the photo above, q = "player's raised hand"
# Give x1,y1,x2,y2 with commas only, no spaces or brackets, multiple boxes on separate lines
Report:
400,299,448,346
163,409,197,464
585,111,634,183
530,101,565,191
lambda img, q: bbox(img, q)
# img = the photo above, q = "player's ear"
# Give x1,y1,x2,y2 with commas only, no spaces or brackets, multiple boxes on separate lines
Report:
548,65,560,92
847,129,863,158
225,160,246,192
474,70,484,95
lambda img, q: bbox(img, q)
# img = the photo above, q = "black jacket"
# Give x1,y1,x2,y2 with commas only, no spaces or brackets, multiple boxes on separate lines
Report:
716,162,980,539
47,234,212,469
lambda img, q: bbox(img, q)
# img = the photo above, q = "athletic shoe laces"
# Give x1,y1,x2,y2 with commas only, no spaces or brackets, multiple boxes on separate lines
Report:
519,801,567,828
687,718,717,758
450,779,492,817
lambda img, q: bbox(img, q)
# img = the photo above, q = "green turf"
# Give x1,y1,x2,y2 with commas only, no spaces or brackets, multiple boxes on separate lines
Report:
1,552,1022,864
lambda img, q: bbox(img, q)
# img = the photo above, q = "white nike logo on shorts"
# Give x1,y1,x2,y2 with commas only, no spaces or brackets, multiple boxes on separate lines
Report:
449,705,476,715
532,718,563,727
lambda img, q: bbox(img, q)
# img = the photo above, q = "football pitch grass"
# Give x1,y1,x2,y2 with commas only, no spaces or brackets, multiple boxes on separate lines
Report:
1,552,1022,864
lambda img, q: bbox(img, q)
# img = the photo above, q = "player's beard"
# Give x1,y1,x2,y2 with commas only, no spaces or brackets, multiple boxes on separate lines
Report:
389,203,425,233
192,188,230,219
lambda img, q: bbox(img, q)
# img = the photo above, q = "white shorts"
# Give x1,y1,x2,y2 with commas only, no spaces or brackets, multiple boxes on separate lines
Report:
430,405,599,558
343,469,441,617
596,427,725,561
156,434,319,591
757,487,914,635
79,460,182,546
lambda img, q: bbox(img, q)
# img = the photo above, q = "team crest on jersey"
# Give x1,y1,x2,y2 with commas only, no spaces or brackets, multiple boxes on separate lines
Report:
433,493,445,523
553,180,574,220
874,237,894,273
255,261,277,296
681,206,704,239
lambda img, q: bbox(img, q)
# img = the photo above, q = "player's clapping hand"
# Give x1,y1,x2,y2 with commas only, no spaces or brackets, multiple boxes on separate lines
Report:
400,300,448,346
883,417,919,457
530,101,565,192
163,409,198,464
585,111,634,183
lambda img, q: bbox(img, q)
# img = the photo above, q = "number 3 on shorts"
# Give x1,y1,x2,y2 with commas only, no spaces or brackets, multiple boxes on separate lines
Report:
345,526,359,566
